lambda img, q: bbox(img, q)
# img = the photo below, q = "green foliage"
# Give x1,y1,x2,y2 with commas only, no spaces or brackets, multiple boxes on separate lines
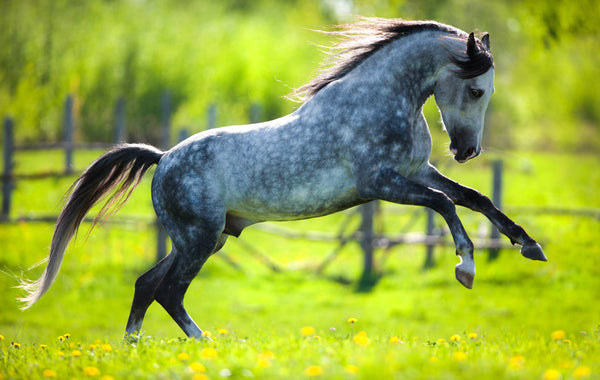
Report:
1,0,599,150
0,151,599,379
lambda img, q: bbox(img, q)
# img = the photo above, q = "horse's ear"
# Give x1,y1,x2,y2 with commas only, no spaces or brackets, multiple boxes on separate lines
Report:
481,33,491,51
467,32,477,57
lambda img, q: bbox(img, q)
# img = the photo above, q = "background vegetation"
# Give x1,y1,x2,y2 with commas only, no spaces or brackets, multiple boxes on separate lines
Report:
1,0,599,379
1,0,599,152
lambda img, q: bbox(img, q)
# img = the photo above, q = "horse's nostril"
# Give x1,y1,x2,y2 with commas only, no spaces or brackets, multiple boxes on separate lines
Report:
466,147,475,157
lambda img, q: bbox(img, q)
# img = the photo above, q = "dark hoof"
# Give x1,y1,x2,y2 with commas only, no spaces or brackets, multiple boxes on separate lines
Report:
455,266,474,289
521,243,547,261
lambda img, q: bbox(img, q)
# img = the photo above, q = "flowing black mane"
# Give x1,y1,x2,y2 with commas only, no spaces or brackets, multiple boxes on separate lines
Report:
291,18,493,101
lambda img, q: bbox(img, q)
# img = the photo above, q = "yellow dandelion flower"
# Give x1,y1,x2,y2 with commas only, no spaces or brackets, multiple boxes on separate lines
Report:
573,366,591,378
347,317,358,324
218,329,229,335
304,365,323,376
83,366,100,377
58,351,65,357
389,336,401,344
509,355,525,370
301,326,316,337
40,344,48,349
192,374,210,380
64,334,71,340
100,376,115,380
43,369,57,378
201,330,212,339
11,342,21,349
551,330,566,340
178,352,190,361
542,369,561,380
72,350,82,357
450,334,461,342
259,351,275,361
257,357,272,368
437,338,446,344
189,362,206,373
58,336,65,342
352,331,370,346
429,356,439,363
468,333,478,339
0,335,4,340
201,347,218,359
452,351,467,361
345,365,359,374
313,335,322,341
101,344,113,352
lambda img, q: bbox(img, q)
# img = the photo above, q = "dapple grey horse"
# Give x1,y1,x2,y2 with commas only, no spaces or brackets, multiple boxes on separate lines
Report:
19,18,546,338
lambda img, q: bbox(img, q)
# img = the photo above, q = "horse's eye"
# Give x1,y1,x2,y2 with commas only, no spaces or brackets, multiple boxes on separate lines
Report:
470,88,484,98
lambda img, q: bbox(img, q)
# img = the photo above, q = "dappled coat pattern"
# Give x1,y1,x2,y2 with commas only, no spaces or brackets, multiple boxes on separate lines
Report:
18,18,546,338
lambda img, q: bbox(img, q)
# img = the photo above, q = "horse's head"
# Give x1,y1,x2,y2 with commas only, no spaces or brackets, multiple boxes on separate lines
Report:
434,32,494,163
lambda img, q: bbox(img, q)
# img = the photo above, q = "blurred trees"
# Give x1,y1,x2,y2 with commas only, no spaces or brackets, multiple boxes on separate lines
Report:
0,0,598,152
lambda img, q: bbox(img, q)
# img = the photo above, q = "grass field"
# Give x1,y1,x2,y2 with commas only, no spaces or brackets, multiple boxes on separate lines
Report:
1,150,599,379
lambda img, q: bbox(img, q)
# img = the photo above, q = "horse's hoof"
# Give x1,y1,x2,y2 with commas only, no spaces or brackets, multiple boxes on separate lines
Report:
455,265,474,289
521,242,547,261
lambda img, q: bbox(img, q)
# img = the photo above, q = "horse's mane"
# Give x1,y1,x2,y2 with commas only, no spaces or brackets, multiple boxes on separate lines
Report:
290,17,493,101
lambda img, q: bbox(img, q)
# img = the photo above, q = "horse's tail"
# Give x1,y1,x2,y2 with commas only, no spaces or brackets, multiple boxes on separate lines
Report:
18,143,164,310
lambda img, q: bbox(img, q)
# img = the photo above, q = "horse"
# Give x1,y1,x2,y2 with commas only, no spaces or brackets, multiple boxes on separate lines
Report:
18,18,547,338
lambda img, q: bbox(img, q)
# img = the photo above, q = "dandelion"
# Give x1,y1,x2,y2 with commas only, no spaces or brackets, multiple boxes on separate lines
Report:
509,355,525,370
192,374,210,380
40,344,48,349
42,369,57,378
218,329,229,335
58,351,65,358
304,365,323,376
429,357,439,363
0,334,4,340
352,331,370,346
452,351,468,361
101,344,113,352
201,331,212,339
450,334,461,342
72,350,82,357
11,342,20,349
64,334,71,340
189,362,207,373
257,351,275,368
301,326,316,337
551,330,566,340
83,366,101,377
201,347,218,359
178,352,190,361
389,336,402,344
573,366,591,378
347,317,358,324
345,365,359,374
542,369,561,380
437,338,446,344
468,332,478,339
58,336,65,343
100,376,115,380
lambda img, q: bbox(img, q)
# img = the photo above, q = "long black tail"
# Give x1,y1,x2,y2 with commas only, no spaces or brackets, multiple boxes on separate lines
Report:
18,144,164,309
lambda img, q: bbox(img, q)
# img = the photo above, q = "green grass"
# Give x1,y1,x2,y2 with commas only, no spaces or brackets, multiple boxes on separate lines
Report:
1,151,599,379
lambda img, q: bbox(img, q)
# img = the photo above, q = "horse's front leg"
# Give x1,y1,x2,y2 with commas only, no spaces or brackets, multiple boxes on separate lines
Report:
356,167,476,288
416,164,547,261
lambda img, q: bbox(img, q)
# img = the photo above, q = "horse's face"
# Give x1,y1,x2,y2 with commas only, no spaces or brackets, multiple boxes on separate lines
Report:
434,67,494,163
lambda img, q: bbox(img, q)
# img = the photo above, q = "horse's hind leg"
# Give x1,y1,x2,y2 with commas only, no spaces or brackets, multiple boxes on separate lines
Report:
125,252,176,337
152,231,227,338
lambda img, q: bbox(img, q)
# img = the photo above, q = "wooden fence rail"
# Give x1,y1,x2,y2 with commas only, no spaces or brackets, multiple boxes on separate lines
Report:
3,94,599,287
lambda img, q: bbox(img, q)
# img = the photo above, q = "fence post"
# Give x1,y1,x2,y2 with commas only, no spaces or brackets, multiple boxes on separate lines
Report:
357,201,376,291
488,160,503,261
2,117,14,221
423,208,436,269
114,97,126,143
156,91,172,261
64,95,74,174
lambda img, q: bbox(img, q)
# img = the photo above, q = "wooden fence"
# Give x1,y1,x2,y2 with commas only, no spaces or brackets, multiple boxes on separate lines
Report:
4,94,597,288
